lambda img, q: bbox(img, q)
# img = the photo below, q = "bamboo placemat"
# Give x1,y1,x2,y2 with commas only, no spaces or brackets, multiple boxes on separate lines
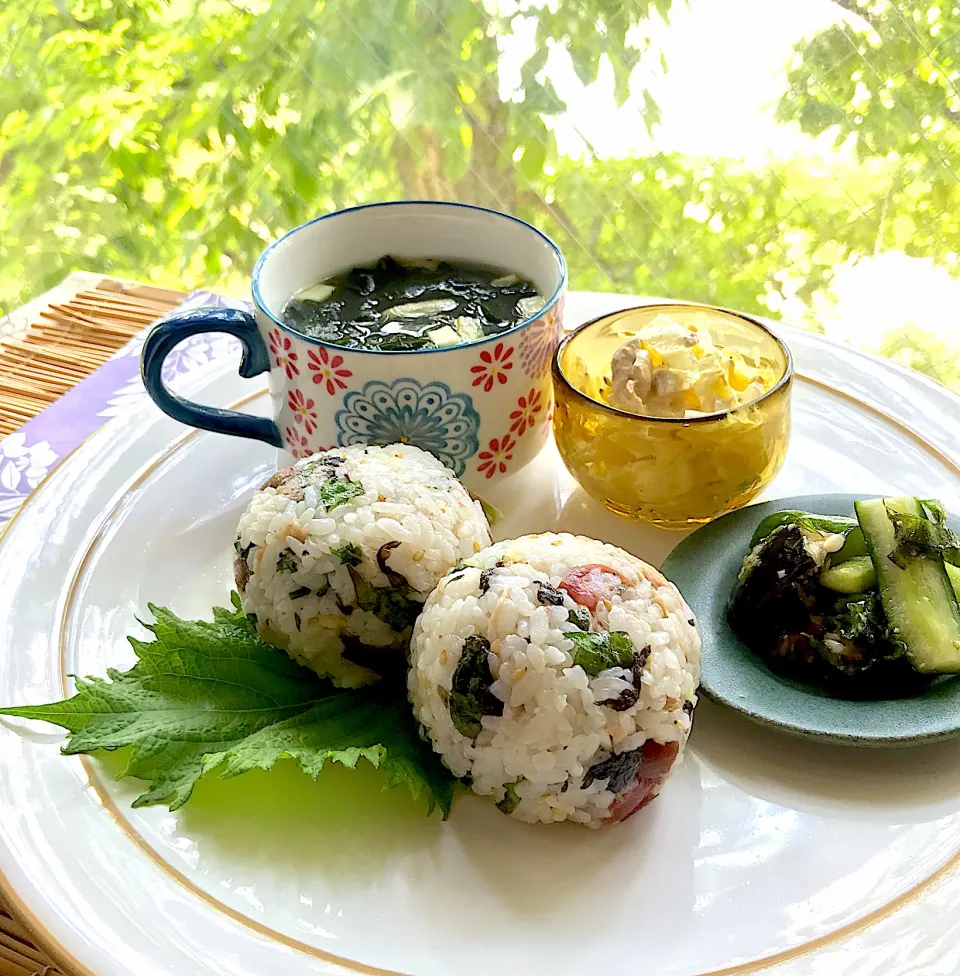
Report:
0,912,59,976
0,277,184,437
0,275,185,975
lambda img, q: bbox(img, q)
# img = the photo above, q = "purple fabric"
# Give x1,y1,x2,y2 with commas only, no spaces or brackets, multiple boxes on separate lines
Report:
0,290,250,525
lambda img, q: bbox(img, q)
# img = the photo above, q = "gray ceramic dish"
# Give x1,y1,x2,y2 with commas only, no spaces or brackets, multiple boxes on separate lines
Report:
661,493,960,747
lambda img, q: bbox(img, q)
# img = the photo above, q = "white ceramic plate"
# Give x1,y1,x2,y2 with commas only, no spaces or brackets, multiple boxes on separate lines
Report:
3,293,960,976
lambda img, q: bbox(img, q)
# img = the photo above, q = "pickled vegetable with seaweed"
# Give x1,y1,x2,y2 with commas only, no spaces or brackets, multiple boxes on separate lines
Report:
729,497,960,698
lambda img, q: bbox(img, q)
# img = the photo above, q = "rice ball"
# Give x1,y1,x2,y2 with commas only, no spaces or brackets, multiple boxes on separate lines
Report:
408,533,701,826
234,444,492,687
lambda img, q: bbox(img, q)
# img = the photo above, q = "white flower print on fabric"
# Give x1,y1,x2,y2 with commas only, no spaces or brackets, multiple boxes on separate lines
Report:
4,290,251,523
0,432,59,518
159,332,241,382
98,333,242,420
96,374,152,420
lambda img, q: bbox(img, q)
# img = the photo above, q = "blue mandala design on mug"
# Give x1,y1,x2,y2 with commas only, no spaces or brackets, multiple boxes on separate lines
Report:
335,378,480,475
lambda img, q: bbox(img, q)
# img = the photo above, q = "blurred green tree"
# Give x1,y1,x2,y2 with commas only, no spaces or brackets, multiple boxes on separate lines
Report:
0,0,671,306
881,326,960,391
0,0,958,392
773,0,960,377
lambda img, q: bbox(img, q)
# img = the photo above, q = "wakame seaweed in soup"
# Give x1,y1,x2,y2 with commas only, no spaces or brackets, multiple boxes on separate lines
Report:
280,256,545,351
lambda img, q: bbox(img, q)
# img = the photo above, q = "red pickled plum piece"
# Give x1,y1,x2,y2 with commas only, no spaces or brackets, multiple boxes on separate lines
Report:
604,740,679,824
558,564,627,611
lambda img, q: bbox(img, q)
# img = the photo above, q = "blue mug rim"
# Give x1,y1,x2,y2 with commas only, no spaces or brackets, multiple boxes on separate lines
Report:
250,200,568,356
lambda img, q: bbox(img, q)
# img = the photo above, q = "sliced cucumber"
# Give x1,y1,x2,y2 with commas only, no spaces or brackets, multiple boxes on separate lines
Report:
947,563,960,604
856,497,960,674
820,555,877,594
832,527,867,564
749,510,858,548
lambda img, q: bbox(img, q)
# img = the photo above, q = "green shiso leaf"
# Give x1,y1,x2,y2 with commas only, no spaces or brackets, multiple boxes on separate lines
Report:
332,542,363,567
319,478,363,512
0,593,453,816
352,575,422,633
568,630,635,675
478,497,502,526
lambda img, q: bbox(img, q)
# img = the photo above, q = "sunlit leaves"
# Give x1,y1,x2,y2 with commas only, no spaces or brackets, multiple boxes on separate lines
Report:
0,0,676,315
881,327,960,392
1,0,959,397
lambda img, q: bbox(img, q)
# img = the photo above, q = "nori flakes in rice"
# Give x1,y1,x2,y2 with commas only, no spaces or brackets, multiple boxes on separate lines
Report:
408,533,701,827
448,635,503,739
234,444,492,688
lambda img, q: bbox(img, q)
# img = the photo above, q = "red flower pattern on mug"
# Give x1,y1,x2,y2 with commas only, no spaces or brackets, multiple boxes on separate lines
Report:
284,426,313,459
308,347,352,395
470,342,514,393
509,387,545,437
287,389,318,435
269,328,299,379
476,433,516,479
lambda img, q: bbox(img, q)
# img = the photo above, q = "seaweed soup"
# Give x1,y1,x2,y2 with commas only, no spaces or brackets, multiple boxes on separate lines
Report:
280,255,545,352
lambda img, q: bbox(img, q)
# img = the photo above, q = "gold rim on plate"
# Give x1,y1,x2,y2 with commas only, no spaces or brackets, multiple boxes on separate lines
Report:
2,378,960,976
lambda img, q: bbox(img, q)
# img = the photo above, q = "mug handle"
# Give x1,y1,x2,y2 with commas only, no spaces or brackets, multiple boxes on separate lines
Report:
141,307,283,448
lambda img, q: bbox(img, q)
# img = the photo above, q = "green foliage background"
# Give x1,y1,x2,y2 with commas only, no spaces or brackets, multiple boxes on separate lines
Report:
2,0,958,389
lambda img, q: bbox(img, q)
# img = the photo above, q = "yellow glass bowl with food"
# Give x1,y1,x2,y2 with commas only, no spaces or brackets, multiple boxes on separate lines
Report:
552,303,793,529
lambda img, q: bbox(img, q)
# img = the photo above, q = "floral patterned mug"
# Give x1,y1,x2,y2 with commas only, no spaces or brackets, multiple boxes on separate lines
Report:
142,201,567,490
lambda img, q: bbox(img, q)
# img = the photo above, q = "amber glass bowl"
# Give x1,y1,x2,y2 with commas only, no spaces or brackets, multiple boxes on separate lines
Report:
552,303,793,529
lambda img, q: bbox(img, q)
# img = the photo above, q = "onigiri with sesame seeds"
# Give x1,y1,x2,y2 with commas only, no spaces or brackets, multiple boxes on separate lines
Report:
408,533,701,826
234,444,492,687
